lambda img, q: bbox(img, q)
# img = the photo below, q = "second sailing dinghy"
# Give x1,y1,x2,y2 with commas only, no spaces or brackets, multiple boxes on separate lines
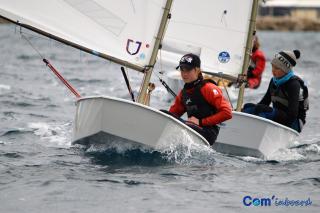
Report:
0,0,299,158
158,0,299,157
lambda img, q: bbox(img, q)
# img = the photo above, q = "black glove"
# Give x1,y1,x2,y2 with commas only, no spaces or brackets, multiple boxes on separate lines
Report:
243,103,256,111
247,67,254,78
242,103,257,114
254,104,273,114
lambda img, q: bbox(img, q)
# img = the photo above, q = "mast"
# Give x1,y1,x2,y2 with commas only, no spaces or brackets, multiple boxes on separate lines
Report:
137,0,173,104
235,0,260,111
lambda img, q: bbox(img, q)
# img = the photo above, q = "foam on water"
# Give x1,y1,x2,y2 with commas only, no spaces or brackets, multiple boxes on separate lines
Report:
0,84,11,90
236,141,320,164
237,156,264,163
159,142,216,166
305,143,320,153
266,148,307,162
28,122,71,147
0,84,11,96
79,129,217,166
74,126,320,166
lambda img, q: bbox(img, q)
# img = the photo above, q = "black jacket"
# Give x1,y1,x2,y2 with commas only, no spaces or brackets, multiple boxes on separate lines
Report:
259,77,301,127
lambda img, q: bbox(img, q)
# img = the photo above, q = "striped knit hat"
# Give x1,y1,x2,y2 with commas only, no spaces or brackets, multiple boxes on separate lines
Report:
271,50,301,73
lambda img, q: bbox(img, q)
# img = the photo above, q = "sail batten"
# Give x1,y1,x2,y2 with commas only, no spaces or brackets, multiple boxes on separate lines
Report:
0,0,167,72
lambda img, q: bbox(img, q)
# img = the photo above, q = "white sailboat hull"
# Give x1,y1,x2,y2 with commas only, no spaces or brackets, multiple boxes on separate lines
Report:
72,96,209,148
163,71,299,157
72,96,299,158
215,112,299,158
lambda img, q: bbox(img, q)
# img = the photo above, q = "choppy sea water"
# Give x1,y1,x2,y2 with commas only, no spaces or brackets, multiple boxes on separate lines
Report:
0,25,319,213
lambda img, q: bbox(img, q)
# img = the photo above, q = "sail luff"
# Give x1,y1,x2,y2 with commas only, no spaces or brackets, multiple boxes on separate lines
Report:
137,0,173,104
235,0,260,111
0,15,145,73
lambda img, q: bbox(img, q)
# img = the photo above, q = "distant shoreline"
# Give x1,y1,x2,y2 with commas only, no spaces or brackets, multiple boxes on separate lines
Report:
256,16,320,31
1,17,320,31
0,17,9,23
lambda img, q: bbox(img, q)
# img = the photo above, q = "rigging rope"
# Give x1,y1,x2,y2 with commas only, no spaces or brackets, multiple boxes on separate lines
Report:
218,72,234,110
154,72,177,98
20,30,81,99
21,33,45,60
43,59,81,98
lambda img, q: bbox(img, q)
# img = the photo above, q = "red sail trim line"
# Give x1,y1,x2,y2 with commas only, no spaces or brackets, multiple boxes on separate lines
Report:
43,59,81,99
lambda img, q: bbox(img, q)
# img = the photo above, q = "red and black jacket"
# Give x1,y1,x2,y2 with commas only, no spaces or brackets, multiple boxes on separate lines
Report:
169,79,232,127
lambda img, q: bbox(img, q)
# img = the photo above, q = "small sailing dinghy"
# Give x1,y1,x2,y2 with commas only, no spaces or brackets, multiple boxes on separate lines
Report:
156,0,299,157
0,0,299,158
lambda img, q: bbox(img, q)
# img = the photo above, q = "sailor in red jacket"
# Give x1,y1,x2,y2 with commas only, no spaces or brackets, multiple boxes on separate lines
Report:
247,36,266,89
166,53,232,145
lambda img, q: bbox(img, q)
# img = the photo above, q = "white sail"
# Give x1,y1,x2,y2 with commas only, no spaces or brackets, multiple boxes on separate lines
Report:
0,0,167,71
161,0,253,79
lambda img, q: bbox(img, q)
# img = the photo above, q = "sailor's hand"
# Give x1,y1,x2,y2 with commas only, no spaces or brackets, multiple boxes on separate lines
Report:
187,116,199,125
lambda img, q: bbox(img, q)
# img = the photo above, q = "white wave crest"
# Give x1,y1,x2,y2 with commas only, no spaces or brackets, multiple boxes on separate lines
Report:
305,143,320,153
266,148,306,162
28,122,71,147
0,84,11,90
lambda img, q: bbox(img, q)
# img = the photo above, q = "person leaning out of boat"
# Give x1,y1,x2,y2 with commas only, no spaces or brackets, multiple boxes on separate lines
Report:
246,36,266,89
242,50,309,132
164,53,232,145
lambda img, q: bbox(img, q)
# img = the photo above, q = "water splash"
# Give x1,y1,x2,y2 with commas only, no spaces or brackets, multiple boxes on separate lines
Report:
77,132,320,166
159,142,216,166
80,134,217,167
266,148,306,162
237,141,320,163
305,143,320,153
238,156,264,163
28,122,71,147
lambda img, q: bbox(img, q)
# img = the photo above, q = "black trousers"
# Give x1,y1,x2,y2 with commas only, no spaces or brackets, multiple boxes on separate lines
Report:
160,110,220,145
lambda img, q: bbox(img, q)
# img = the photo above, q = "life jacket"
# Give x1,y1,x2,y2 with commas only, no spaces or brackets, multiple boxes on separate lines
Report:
270,76,309,123
181,79,217,121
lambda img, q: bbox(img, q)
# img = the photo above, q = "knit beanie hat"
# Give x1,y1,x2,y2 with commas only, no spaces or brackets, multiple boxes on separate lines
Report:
271,50,301,73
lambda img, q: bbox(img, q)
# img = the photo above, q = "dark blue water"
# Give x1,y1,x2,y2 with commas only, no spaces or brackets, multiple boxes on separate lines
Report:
0,25,319,212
